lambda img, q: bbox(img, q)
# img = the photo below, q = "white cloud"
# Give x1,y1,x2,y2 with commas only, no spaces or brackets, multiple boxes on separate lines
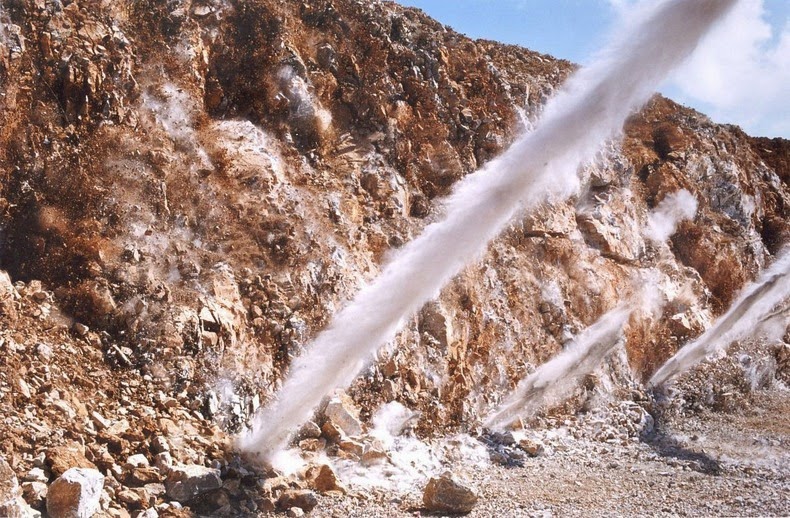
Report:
604,0,787,137
667,0,789,137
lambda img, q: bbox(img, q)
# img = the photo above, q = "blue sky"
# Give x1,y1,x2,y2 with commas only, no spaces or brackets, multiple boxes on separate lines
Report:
396,0,789,138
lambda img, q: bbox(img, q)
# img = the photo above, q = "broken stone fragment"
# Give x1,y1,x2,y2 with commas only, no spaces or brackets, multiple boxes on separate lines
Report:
517,437,545,457
338,439,364,457
46,445,97,478
276,489,318,513
153,452,173,474
323,395,363,438
164,465,222,502
305,464,345,494
125,454,149,469
296,421,322,440
46,467,105,518
1,456,34,518
21,480,47,508
287,506,305,517
423,474,478,514
0,270,18,322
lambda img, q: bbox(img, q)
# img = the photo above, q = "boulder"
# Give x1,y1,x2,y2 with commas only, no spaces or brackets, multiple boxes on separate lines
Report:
46,445,97,478
423,474,477,515
276,489,317,513
305,464,345,494
323,394,363,438
164,465,222,502
46,468,104,518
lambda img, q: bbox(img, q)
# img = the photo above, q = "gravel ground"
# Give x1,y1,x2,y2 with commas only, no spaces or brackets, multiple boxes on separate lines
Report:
305,387,789,517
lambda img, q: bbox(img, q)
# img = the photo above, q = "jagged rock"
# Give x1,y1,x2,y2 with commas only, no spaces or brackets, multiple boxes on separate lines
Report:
323,394,363,438
21,481,47,508
164,465,222,502
305,464,345,494
276,489,318,513
126,467,163,486
296,421,322,440
153,453,173,474
338,439,364,456
0,271,18,322
23,468,48,483
0,456,32,518
419,301,454,348
46,445,97,478
523,203,578,237
125,455,149,469
423,474,478,514
46,468,104,518
517,437,545,457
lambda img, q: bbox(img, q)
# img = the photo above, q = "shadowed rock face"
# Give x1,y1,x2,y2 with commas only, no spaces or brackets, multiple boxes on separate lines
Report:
0,2,787,512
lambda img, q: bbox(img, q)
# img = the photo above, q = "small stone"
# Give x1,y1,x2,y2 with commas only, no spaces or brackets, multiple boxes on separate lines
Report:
72,323,90,336
24,467,49,483
164,465,222,502
152,436,170,453
277,489,318,513
144,483,166,499
126,467,162,486
361,448,389,467
117,488,145,509
287,506,305,518
47,468,105,518
153,452,172,474
517,438,545,457
321,421,344,442
298,438,326,452
125,454,149,468
16,378,31,399
36,343,53,362
90,412,110,431
423,474,477,515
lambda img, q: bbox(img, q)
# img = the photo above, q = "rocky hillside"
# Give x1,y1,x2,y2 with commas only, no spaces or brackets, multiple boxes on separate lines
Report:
0,0,788,516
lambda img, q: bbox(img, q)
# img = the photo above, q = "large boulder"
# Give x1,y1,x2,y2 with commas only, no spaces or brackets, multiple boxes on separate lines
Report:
164,465,222,502
423,474,478,515
322,392,363,438
46,467,104,518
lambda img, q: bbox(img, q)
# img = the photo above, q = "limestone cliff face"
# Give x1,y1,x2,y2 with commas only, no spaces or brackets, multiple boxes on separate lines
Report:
0,0,787,436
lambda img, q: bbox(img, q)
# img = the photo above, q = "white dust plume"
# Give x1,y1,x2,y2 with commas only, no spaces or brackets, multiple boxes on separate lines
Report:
644,189,698,243
650,251,790,387
332,402,488,494
238,0,737,461
484,305,631,430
